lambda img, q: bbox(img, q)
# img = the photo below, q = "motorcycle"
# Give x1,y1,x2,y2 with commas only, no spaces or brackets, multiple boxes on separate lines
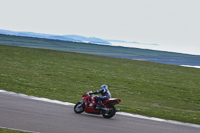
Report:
74,91,121,118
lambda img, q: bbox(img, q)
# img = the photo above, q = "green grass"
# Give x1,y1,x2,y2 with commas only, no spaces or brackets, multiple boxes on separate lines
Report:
0,44,200,124
0,128,31,133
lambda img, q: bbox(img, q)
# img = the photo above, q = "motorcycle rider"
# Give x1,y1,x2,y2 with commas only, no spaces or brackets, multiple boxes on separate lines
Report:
89,85,111,108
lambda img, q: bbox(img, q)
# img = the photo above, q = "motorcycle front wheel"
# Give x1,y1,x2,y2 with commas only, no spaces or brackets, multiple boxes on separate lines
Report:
102,104,116,118
74,102,85,114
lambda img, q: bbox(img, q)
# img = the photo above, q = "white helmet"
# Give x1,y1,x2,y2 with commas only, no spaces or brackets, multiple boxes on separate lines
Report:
101,85,108,89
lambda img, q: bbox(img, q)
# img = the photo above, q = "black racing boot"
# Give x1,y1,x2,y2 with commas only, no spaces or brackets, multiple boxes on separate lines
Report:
96,100,104,109
98,100,104,108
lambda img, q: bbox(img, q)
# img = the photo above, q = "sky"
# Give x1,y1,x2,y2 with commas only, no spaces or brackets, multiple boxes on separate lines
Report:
0,0,200,55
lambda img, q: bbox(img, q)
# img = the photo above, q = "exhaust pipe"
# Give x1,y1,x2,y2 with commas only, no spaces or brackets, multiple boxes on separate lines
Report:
116,109,120,112
101,108,110,111
101,108,120,112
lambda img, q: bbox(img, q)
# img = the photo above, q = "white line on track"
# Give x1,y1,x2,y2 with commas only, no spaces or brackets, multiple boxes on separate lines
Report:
0,90,199,129
0,126,39,133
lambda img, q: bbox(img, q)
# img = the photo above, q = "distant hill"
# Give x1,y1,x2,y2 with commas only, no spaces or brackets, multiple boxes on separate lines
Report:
0,29,110,44
0,34,200,66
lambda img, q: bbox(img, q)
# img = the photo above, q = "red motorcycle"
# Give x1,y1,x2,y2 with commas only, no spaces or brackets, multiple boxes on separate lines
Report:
74,91,121,118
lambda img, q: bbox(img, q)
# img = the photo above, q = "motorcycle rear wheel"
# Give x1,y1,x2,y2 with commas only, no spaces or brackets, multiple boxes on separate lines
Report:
102,105,116,118
74,102,85,114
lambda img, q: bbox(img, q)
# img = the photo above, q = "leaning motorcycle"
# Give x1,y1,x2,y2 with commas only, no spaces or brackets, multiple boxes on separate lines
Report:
74,91,121,118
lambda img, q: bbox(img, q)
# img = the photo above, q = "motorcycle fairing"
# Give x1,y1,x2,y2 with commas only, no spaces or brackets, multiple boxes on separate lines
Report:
103,98,121,106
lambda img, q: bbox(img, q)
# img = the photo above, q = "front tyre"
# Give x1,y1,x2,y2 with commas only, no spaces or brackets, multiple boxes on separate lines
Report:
102,105,116,118
74,101,85,114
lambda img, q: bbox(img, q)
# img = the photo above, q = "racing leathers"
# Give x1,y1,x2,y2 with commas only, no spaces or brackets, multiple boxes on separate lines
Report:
90,86,111,108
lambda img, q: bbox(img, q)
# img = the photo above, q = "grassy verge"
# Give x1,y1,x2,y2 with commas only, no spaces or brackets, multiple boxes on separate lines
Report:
0,44,200,124
0,128,31,133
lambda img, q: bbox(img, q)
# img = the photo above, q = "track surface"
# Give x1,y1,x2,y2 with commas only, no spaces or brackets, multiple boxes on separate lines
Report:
0,92,199,133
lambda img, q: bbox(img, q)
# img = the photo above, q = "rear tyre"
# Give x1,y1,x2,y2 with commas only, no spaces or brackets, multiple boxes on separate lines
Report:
102,105,116,118
74,102,85,114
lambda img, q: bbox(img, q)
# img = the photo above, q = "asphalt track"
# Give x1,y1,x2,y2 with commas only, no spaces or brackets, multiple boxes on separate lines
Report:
0,91,199,133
